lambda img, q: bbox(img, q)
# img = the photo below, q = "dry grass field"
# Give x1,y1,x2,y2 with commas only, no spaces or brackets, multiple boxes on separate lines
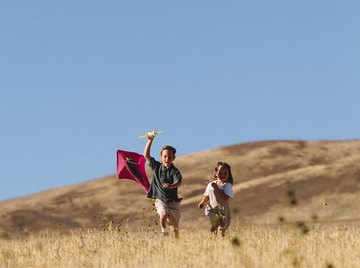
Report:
1,140,360,267
1,222,359,268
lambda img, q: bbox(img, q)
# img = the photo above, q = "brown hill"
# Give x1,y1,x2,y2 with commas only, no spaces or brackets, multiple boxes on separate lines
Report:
1,140,360,237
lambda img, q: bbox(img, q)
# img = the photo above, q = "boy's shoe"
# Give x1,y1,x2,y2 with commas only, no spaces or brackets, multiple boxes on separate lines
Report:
161,231,169,236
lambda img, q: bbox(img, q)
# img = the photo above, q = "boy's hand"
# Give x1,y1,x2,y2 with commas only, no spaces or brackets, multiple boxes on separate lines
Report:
211,182,218,189
146,131,156,140
163,183,171,189
163,180,180,190
198,203,204,209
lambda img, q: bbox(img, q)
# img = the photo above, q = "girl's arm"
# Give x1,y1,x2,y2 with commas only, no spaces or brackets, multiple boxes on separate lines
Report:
198,195,209,209
212,183,230,205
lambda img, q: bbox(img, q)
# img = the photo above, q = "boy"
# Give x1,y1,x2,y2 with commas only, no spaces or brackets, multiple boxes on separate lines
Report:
143,131,182,238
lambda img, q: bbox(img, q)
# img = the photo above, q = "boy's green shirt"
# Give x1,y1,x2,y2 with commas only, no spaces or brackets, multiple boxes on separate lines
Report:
147,157,182,202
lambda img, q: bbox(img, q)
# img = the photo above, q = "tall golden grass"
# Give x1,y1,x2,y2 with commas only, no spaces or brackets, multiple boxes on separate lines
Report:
1,220,359,268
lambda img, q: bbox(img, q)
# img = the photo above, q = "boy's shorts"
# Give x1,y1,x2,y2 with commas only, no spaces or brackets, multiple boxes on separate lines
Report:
155,199,181,228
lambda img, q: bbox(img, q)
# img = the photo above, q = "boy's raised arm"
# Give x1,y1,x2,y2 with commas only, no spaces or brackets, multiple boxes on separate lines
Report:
143,138,153,163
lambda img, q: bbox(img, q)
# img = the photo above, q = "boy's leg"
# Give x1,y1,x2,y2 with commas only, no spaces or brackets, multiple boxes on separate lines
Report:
159,212,169,235
167,202,181,238
155,200,169,235
169,226,179,239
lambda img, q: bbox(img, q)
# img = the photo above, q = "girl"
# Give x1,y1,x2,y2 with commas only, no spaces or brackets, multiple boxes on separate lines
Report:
198,162,234,237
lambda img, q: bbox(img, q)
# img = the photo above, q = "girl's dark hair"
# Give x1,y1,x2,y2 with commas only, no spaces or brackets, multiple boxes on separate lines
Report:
214,162,234,185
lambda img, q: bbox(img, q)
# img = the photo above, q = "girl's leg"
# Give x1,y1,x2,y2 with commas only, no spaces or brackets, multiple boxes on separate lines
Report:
218,204,230,237
217,226,226,237
209,214,220,234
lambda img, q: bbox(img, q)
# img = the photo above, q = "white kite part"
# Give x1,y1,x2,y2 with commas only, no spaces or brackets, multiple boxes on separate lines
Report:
138,131,163,139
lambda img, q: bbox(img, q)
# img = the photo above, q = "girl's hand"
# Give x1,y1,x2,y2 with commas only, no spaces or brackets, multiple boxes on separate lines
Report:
163,183,171,189
198,203,204,209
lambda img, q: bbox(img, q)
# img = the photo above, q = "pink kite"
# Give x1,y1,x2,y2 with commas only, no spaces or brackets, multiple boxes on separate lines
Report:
116,150,150,193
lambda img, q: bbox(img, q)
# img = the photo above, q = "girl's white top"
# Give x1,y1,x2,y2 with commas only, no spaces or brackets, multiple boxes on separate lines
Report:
204,181,234,208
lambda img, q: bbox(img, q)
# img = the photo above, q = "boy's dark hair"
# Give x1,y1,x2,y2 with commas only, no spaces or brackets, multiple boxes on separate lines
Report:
214,162,234,185
160,145,177,156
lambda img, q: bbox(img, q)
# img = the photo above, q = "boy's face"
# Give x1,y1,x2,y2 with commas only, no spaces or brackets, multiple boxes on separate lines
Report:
161,149,175,168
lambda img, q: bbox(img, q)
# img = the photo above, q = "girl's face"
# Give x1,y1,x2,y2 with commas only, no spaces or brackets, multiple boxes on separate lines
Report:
216,166,229,182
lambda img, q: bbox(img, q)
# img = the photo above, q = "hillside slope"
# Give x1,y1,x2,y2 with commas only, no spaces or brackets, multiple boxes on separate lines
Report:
1,140,360,237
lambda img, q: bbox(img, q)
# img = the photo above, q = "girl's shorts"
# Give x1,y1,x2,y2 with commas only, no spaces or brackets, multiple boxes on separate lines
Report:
205,205,231,229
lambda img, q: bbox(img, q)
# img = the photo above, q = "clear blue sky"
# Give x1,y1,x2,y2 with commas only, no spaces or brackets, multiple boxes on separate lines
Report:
1,1,359,201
